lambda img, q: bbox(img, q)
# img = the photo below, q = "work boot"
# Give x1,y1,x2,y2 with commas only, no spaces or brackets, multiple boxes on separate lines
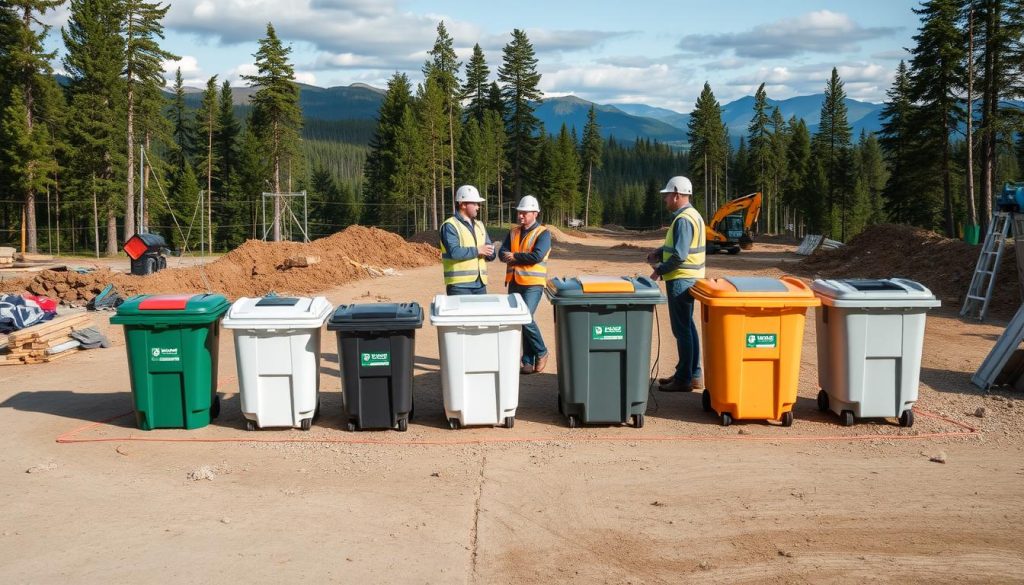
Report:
657,377,674,386
658,378,694,393
691,377,705,390
520,363,535,375
534,354,549,374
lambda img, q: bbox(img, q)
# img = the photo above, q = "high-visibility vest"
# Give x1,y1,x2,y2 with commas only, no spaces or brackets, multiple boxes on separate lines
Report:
661,206,706,280
440,216,489,286
505,224,550,286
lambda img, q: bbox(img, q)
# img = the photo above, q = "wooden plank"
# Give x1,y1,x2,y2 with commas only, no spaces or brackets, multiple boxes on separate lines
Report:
7,314,91,344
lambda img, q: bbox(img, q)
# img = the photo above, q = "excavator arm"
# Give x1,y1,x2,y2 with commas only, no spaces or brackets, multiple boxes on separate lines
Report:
706,192,762,254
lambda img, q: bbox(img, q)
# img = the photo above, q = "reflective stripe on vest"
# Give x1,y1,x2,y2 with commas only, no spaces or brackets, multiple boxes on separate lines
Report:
662,206,706,280
505,225,549,287
441,216,489,286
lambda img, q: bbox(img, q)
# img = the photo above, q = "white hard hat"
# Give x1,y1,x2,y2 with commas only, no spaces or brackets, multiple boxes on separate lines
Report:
660,176,693,195
516,195,540,212
455,185,485,203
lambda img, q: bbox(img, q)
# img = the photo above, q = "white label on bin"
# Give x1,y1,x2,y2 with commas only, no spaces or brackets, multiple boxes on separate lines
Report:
150,347,180,362
361,352,390,367
592,325,624,341
746,333,777,349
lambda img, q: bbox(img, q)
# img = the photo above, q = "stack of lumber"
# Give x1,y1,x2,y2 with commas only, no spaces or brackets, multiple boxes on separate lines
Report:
0,247,14,268
2,313,93,365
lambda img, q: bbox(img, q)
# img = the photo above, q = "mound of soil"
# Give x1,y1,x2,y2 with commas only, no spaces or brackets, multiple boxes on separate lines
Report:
16,226,440,304
611,243,644,250
796,224,1020,318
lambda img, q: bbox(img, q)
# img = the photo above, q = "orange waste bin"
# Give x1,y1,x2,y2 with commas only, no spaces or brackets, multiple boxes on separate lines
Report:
690,276,819,427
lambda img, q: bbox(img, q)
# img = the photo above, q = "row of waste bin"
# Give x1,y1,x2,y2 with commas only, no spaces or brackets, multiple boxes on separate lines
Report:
109,275,939,432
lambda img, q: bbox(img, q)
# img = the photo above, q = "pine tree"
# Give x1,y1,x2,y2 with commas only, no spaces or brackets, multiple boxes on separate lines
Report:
813,68,853,239
363,72,412,227
486,81,504,116
858,131,888,226
461,43,490,124
394,104,425,231
481,108,507,224
732,137,751,196
1,0,62,253
122,0,174,241
768,106,789,233
551,123,581,223
747,83,773,208
196,75,219,251
880,61,930,226
580,105,602,226
499,29,543,199
909,0,965,237
244,22,302,241
168,68,193,177
688,82,727,213
213,79,241,245
418,76,447,229
785,119,818,233
63,0,127,256
457,117,484,196
424,21,461,211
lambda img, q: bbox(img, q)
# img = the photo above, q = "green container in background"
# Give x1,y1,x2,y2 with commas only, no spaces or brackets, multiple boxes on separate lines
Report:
110,294,230,430
545,276,665,429
963,224,980,246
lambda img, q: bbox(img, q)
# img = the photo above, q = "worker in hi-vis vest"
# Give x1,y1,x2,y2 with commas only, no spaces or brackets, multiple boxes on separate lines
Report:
647,176,706,393
499,195,551,374
440,185,496,296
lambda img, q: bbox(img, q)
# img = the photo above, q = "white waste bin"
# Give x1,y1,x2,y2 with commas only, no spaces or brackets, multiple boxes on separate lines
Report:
222,296,333,430
429,294,532,429
811,279,940,427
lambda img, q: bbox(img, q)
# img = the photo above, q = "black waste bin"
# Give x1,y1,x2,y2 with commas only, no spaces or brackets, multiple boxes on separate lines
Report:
124,233,168,276
328,303,423,431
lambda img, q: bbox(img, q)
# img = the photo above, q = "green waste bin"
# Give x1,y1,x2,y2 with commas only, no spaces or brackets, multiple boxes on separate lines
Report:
110,293,230,430
545,276,665,428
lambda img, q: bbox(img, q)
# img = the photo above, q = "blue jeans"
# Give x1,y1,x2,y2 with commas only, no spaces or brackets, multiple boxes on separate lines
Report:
446,283,487,296
509,283,547,366
666,278,702,383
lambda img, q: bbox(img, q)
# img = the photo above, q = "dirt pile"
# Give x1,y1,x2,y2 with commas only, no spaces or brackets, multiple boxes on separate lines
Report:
16,226,440,303
611,243,644,250
797,224,1020,318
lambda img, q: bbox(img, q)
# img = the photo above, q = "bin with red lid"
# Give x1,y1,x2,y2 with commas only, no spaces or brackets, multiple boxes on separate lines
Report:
110,293,230,429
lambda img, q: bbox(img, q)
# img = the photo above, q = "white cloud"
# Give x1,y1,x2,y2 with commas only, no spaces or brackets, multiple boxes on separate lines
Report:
680,10,899,58
724,62,893,102
294,71,317,85
226,62,259,85
163,55,201,76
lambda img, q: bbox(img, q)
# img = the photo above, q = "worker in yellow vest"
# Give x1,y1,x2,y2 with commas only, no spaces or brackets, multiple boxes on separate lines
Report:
499,195,551,374
647,176,706,392
440,185,495,295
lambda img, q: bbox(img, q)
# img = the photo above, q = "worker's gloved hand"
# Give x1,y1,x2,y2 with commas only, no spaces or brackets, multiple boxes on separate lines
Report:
500,251,514,263
646,250,659,265
478,244,494,258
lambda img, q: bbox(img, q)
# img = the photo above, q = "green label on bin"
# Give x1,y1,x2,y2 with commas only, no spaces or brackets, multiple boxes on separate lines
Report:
361,352,390,367
592,324,624,341
150,347,180,362
746,333,777,349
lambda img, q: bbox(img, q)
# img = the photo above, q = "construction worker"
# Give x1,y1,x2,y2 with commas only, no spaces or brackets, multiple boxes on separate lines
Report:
440,185,496,295
499,195,551,374
647,175,706,393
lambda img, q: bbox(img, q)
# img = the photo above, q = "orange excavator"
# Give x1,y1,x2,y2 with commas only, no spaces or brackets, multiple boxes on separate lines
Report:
706,192,762,255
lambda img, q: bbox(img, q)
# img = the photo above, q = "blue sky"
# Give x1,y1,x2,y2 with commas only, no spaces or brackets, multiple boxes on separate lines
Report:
43,0,921,112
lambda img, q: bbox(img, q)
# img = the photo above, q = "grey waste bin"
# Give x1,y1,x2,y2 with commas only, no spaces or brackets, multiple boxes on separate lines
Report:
545,275,665,428
811,278,940,427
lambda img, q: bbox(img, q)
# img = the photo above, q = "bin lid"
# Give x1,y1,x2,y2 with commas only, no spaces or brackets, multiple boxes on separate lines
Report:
811,278,941,308
222,295,333,329
545,276,665,306
327,302,423,332
111,293,230,325
690,276,820,308
429,293,533,326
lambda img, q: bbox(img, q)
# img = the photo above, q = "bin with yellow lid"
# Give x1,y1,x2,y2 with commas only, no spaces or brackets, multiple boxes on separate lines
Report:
689,276,819,427
545,275,665,428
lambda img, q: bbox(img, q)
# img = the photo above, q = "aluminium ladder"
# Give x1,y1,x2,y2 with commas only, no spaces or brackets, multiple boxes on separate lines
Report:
961,211,1015,321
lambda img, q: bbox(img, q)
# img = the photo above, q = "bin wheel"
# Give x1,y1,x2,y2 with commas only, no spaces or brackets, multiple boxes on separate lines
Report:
245,419,256,432
397,418,408,432
702,390,712,413
448,418,461,430
899,409,915,428
300,417,312,431
632,414,644,429
721,413,733,427
817,390,829,412
504,416,515,429
346,420,357,432
567,415,578,429
211,395,221,419
781,411,794,427
841,410,855,427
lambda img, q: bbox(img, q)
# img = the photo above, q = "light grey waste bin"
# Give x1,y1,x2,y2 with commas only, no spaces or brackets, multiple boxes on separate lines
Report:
811,278,940,427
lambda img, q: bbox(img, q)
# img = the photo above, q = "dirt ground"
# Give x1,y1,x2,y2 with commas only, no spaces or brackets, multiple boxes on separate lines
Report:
2,231,1023,584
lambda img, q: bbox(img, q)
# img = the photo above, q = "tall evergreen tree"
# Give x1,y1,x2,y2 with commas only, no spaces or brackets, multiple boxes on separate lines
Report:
363,72,412,227
481,108,507,223
784,118,816,233
747,83,773,205
168,68,193,176
196,75,219,251
688,82,727,213
417,76,447,229
461,43,490,124
909,0,965,237
768,106,789,233
213,79,241,245
424,21,461,210
243,22,302,241
580,105,602,226
880,61,930,226
498,29,543,199
122,0,174,241
813,68,853,238
1,0,62,253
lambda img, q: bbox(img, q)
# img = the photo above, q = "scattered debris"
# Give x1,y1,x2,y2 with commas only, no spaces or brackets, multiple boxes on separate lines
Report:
929,452,948,464
777,549,794,558
738,428,752,435
220,517,231,524
650,500,666,507
283,255,321,269
2,312,94,365
187,466,217,481
430,471,441,478
26,462,57,474
975,407,987,418
115,445,130,456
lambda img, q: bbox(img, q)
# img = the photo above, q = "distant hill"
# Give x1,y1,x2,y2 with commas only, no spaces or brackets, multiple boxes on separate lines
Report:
535,95,687,144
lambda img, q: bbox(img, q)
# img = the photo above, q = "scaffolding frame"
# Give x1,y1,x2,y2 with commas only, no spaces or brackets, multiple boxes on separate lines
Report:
261,191,309,243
